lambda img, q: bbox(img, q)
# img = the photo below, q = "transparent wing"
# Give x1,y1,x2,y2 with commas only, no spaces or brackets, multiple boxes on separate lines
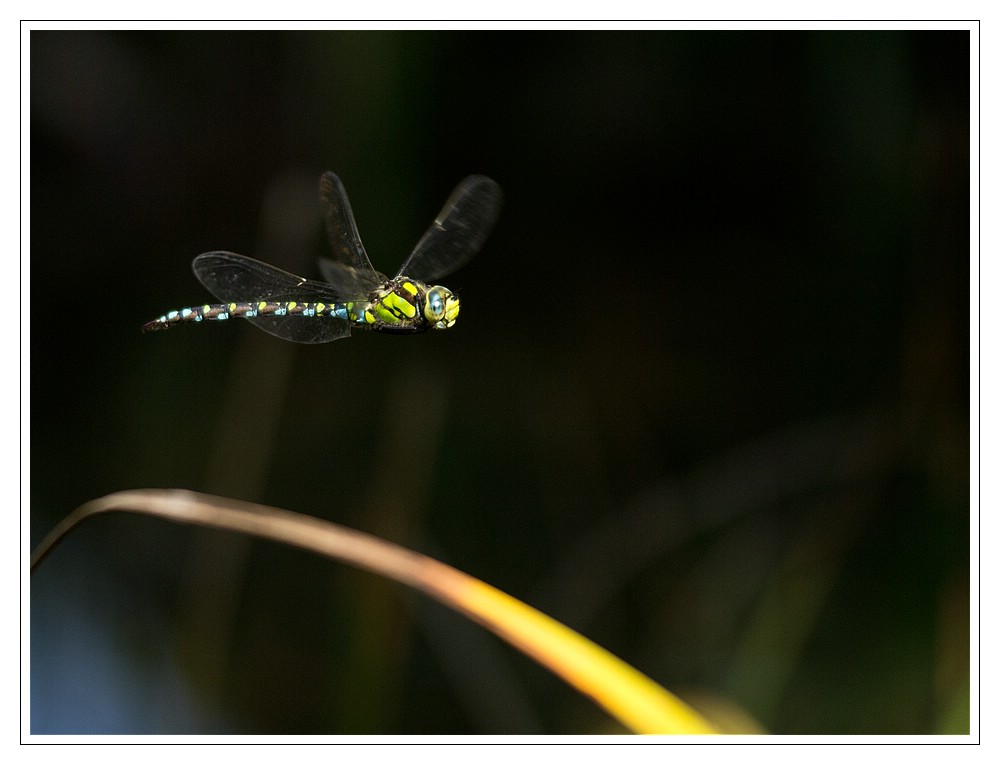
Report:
319,172,378,276
234,314,352,344
317,257,386,296
193,251,341,301
191,251,352,343
396,175,503,283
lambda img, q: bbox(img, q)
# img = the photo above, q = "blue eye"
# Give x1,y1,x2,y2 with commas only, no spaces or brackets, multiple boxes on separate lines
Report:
425,288,445,321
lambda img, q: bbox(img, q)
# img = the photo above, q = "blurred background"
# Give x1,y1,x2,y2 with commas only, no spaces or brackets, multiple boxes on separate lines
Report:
29,30,970,735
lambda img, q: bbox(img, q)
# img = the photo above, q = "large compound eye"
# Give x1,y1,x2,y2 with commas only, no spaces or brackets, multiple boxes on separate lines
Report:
424,287,447,322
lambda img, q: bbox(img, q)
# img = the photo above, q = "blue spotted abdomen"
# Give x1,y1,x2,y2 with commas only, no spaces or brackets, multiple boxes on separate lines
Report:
142,300,360,332
141,278,438,335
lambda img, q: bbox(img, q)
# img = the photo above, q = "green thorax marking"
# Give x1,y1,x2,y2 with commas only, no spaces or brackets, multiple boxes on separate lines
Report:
371,279,422,326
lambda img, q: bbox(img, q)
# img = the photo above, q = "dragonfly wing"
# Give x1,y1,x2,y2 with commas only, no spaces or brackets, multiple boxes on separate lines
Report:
317,257,385,295
192,251,314,300
191,251,351,343
241,315,352,344
396,175,502,283
319,172,378,274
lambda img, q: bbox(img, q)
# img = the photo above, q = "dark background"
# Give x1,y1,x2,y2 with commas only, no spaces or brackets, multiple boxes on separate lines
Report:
29,30,970,735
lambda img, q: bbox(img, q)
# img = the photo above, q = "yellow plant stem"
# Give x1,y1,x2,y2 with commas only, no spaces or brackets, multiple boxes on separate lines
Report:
31,489,718,735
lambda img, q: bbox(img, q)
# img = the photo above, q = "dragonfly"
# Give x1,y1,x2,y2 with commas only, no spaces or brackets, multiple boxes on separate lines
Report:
142,171,502,343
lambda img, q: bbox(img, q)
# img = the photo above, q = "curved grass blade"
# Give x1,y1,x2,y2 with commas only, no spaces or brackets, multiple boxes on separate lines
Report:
31,489,718,735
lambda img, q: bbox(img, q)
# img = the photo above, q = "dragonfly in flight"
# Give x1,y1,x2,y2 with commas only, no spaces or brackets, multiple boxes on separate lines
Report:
142,171,502,343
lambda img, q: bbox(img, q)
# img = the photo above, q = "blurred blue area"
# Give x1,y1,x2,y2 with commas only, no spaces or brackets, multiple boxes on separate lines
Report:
31,543,222,734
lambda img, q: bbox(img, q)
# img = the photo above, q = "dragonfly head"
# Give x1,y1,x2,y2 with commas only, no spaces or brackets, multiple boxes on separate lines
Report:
424,285,460,330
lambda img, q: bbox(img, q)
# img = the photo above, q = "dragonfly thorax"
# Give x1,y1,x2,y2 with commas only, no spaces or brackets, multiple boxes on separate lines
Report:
364,277,460,333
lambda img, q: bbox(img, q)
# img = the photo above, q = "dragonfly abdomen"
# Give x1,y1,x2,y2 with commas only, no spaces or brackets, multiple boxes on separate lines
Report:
141,300,365,333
